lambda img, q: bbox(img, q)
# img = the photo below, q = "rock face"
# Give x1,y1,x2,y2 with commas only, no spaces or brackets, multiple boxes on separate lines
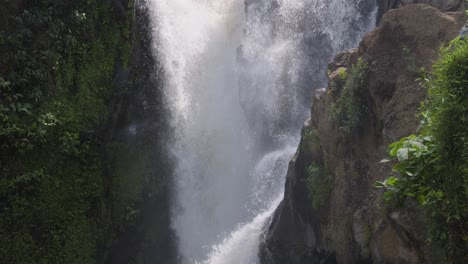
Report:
376,0,465,22
259,4,465,264
376,0,465,23
377,0,465,12
103,3,177,263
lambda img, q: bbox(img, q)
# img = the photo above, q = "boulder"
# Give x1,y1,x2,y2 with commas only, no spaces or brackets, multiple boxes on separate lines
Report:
376,0,465,22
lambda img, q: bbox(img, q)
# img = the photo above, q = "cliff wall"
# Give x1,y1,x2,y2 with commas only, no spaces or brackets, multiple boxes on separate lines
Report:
260,4,465,263
0,1,176,263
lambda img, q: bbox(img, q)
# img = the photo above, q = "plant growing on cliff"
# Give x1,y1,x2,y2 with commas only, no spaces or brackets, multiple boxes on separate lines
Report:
331,58,369,132
338,67,347,79
0,0,135,262
305,164,332,209
375,38,468,263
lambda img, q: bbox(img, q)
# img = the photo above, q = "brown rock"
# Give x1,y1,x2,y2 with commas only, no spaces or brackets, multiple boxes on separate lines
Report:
376,0,465,22
259,5,465,264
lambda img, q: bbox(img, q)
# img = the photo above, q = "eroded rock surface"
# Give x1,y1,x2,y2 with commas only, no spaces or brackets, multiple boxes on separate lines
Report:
259,5,465,264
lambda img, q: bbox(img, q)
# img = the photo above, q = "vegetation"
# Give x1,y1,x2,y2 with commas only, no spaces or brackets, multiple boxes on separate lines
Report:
338,67,347,80
331,58,369,132
305,164,332,209
300,126,319,153
0,0,135,262
375,38,468,263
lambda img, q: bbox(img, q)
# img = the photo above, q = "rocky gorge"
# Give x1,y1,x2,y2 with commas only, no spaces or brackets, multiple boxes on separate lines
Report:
0,0,466,263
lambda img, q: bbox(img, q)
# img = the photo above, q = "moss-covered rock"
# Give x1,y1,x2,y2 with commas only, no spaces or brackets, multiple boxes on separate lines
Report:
0,1,176,263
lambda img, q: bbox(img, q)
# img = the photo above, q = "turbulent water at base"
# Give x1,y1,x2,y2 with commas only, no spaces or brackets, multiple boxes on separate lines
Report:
147,0,376,263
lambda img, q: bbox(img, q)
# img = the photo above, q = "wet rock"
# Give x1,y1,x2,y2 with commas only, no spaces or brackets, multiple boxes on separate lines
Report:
327,48,359,72
103,3,178,264
259,4,465,264
112,0,130,18
377,0,465,22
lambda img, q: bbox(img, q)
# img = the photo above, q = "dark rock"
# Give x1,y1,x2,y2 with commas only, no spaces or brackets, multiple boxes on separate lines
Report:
102,2,177,264
259,4,465,264
112,0,131,18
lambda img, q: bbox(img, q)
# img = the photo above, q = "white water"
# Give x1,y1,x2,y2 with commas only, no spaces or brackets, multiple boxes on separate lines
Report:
204,146,295,264
147,0,376,263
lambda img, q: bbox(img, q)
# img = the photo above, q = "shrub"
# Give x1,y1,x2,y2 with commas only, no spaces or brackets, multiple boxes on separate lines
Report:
338,67,347,79
376,38,468,262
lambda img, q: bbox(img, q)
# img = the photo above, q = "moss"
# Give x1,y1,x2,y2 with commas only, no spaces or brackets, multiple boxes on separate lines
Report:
300,126,320,153
108,140,159,229
302,127,320,143
331,58,369,132
0,0,137,262
338,67,347,79
305,164,332,209
402,44,421,74
121,1,136,70
360,223,372,259
363,224,372,246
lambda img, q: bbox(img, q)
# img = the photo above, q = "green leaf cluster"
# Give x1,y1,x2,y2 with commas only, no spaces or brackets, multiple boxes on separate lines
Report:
376,38,468,262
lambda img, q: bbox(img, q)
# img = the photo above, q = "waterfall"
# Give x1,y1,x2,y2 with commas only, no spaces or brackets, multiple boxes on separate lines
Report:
146,0,377,263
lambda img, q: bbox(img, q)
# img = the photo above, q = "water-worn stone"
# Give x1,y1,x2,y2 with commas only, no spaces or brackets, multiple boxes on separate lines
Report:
259,4,465,264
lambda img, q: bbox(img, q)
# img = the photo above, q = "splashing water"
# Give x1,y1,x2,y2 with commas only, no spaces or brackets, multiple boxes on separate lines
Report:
146,0,376,263
203,195,284,264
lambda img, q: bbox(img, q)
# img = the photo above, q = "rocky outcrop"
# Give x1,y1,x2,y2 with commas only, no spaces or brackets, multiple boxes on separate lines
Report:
377,0,465,22
259,4,465,264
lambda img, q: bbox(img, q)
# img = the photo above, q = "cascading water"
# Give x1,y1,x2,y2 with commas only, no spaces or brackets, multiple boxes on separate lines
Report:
146,0,376,263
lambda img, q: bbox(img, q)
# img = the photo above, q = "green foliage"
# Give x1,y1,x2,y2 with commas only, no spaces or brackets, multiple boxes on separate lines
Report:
376,38,468,262
331,58,369,132
300,126,320,152
0,0,134,262
338,67,347,80
305,164,332,209
375,135,439,203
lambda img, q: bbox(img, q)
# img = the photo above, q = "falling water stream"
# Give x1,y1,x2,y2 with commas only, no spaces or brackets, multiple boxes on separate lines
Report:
147,0,376,263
